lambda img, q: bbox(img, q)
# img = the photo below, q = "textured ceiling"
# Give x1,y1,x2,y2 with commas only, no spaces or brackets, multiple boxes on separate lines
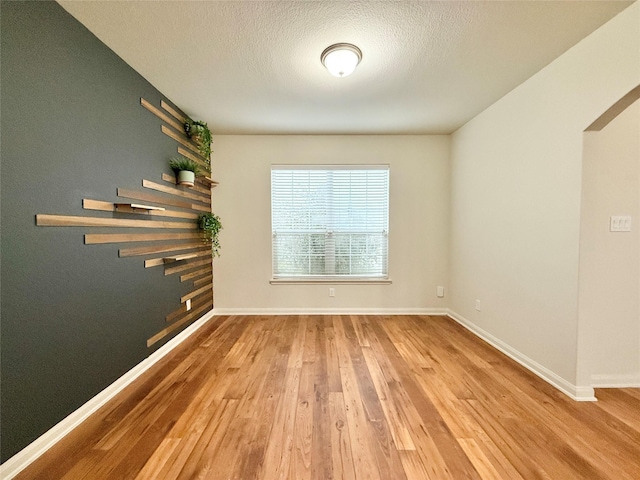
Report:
58,0,632,135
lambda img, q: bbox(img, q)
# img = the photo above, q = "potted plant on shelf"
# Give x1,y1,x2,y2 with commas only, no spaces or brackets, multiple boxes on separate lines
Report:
184,118,212,171
198,213,223,257
169,156,201,187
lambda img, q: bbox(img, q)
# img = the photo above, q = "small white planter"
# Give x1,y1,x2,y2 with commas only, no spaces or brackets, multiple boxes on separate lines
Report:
177,170,195,187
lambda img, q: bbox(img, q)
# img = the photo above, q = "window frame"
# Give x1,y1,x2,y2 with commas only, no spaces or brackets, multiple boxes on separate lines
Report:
270,164,391,284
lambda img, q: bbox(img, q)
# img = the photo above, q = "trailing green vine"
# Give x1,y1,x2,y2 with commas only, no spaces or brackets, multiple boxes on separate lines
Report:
198,212,222,257
184,118,212,172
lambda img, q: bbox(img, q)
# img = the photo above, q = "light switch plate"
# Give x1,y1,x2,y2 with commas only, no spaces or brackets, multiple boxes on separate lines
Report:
610,216,632,232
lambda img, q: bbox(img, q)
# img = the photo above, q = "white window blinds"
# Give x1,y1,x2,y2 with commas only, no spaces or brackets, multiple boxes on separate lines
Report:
271,165,389,279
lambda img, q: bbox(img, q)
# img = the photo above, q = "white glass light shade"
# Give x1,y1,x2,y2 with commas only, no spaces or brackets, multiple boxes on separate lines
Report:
321,43,362,78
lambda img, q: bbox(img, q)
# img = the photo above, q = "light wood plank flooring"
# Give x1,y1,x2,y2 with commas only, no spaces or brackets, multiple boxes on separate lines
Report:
16,315,640,479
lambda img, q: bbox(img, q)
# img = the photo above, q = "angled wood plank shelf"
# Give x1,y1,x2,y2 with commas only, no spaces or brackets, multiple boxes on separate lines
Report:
163,253,199,263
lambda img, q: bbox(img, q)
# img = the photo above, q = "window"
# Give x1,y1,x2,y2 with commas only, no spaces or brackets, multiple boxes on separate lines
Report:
271,165,389,280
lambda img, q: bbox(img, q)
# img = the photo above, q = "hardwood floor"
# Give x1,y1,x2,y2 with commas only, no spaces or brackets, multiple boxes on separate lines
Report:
16,315,640,479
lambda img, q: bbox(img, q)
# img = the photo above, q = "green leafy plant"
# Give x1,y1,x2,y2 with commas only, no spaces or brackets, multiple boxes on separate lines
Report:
169,156,201,176
198,213,223,257
184,118,212,171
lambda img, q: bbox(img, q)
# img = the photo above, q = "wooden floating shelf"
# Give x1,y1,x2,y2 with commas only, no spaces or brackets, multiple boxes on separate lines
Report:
115,203,166,212
85,232,201,245
201,177,219,187
117,187,210,212
163,253,199,263
164,258,211,276
36,214,196,230
177,146,208,170
161,99,186,123
142,179,210,205
140,98,184,133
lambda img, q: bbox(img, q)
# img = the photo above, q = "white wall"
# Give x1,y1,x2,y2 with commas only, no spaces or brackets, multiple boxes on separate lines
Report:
212,135,450,313
449,2,639,394
578,100,640,387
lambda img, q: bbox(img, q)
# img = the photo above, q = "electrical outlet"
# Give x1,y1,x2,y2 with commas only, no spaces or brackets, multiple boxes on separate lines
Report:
186,299,192,311
437,286,444,298
329,288,335,297
475,299,481,311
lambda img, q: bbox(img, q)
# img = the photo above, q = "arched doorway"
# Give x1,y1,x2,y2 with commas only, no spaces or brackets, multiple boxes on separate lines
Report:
577,85,640,390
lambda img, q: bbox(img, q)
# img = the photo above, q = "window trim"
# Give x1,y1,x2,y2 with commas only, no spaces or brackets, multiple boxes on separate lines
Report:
270,277,392,285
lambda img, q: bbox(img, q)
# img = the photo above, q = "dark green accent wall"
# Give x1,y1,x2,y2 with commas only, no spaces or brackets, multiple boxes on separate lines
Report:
1,1,201,461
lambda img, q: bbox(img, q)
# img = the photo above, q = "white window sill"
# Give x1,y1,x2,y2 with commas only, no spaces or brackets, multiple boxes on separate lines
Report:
270,278,392,285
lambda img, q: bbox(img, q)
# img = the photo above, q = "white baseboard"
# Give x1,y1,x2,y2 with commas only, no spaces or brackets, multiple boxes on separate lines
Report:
446,309,596,402
0,310,216,480
591,373,640,388
213,307,449,316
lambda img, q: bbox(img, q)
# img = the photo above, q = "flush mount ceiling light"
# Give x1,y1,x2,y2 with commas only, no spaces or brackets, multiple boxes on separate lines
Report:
321,43,362,78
